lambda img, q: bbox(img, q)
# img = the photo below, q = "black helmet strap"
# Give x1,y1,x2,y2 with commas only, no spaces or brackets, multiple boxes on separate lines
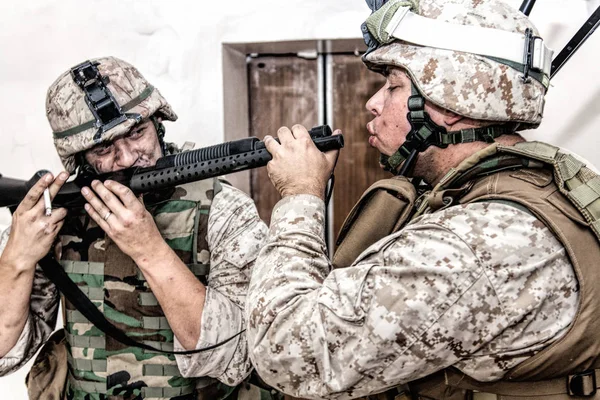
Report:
380,82,514,176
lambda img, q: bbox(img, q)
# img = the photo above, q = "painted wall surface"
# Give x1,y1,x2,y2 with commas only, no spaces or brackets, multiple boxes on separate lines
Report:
1,0,599,397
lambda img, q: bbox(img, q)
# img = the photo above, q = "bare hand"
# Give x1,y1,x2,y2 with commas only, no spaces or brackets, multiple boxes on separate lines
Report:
2,172,69,269
81,180,168,264
264,125,340,200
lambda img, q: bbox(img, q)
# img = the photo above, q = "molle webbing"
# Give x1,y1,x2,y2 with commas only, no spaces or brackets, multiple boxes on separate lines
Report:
62,178,220,399
500,142,600,244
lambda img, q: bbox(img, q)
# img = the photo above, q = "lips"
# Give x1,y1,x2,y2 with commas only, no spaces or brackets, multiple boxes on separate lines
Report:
366,122,377,147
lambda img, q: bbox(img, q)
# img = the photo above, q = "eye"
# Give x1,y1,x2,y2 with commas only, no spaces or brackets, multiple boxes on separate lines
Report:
387,85,399,93
92,143,113,156
127,125,147,139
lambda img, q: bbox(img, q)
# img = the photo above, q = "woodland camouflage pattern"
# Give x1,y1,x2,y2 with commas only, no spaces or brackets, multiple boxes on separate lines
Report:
0,182,268,399
363,0,547,128
246,194,578,399
47,56,177,173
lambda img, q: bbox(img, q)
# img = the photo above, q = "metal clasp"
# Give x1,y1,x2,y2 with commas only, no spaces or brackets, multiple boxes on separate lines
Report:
567,370,597,397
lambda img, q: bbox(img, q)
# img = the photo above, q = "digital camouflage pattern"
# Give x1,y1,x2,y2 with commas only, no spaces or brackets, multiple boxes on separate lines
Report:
47,56,177,173
246,193,578,399
363,0,548,128
0,181,269,400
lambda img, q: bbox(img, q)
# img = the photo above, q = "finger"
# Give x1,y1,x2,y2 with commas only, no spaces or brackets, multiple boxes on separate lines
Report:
52,219,66,236
291,124,311,141
19,173,53,211
90,180,127,214
47,171,70,200
264,135,282,155
277,126,294,144
48,207,68,224
324,129,342,169
84,203,110,233
81,185,115,224
104,180,142,210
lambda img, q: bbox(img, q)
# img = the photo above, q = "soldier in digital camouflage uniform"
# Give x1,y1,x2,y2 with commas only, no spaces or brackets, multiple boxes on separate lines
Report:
247,1,600,399
0,57,276,400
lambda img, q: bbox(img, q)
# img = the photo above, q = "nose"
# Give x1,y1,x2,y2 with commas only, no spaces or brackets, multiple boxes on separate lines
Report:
365,85,384,116
113,138,138,169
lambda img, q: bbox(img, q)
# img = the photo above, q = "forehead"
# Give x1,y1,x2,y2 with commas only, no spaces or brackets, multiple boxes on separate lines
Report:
384,66,410,81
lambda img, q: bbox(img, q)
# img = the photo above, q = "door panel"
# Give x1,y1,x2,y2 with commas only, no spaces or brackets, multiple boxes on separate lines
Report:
247,56,320,224
329,54,388,243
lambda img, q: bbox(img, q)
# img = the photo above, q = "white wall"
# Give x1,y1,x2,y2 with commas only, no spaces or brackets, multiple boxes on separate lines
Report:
1,0,599,397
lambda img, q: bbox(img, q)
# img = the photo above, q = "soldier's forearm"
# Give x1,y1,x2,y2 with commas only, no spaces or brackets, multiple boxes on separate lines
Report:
0,256,36,358
134,242,206,350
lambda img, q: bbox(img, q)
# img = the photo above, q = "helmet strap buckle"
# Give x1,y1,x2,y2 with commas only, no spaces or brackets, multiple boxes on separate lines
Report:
521,28,545,84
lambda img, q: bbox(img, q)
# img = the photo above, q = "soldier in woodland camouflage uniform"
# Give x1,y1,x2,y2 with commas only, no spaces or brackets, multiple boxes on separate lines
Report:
0,57,275,400
247,1,600,399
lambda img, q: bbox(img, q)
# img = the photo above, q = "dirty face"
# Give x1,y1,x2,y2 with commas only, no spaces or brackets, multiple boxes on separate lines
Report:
84,119,163,173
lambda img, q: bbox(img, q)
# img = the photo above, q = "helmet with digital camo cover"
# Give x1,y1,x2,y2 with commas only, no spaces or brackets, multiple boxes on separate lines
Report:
46,56,177,173
361,0,553,174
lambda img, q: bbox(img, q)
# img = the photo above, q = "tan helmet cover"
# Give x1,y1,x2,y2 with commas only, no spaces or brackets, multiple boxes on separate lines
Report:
47,56,177,173
363,0,548,129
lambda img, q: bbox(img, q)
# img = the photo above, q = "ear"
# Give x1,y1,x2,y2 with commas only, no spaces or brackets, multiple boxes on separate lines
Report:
443,110,464,127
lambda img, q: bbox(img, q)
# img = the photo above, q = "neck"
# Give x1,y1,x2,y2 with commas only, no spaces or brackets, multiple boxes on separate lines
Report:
414,134,525,186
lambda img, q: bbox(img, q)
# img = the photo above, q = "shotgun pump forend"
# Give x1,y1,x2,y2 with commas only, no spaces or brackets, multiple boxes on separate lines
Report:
0,125,343,210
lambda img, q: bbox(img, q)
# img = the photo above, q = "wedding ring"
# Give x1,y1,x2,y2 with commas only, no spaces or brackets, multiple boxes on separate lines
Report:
103,211,112,221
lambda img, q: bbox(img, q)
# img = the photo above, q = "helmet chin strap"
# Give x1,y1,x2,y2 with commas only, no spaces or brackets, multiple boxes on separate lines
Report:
380,82,516,177
150,115,168,156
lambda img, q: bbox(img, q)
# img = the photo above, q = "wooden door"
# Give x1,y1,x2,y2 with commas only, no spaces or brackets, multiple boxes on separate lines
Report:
247,56,320,224
329,54,388,243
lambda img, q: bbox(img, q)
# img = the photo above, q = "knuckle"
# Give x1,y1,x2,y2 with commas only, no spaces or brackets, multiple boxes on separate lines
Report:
26,192,39,203
122,217,133,228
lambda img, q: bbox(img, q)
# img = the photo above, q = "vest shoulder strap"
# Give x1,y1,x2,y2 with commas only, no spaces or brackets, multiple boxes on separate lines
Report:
499,141,600,243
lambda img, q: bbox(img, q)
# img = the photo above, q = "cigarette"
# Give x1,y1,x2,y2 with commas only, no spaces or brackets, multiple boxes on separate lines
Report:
43,188,52,216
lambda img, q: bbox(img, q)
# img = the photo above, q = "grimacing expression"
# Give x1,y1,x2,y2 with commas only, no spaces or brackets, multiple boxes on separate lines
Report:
365,67,414,157
84,119,163,174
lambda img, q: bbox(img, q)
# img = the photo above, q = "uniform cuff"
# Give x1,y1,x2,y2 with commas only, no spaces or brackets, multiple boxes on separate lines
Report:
269,194,326,241
174,287,244,380
0,315,32,373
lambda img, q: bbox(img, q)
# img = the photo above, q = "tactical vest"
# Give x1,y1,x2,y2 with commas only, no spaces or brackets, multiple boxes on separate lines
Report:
334,141,600,399
58,178,233,400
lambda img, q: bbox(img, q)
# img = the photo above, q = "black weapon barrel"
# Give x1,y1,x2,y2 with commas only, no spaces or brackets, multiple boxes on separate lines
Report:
155,125,333,168
130,134,344,193
0,175,31,208
0,126,341,209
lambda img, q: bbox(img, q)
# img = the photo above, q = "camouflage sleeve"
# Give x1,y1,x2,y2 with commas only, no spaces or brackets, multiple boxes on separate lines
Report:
0,226,60,376
246,197,578,399
175,184,267,386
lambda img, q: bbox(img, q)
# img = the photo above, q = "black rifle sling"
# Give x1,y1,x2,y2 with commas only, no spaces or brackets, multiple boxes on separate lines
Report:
38,254,244,355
